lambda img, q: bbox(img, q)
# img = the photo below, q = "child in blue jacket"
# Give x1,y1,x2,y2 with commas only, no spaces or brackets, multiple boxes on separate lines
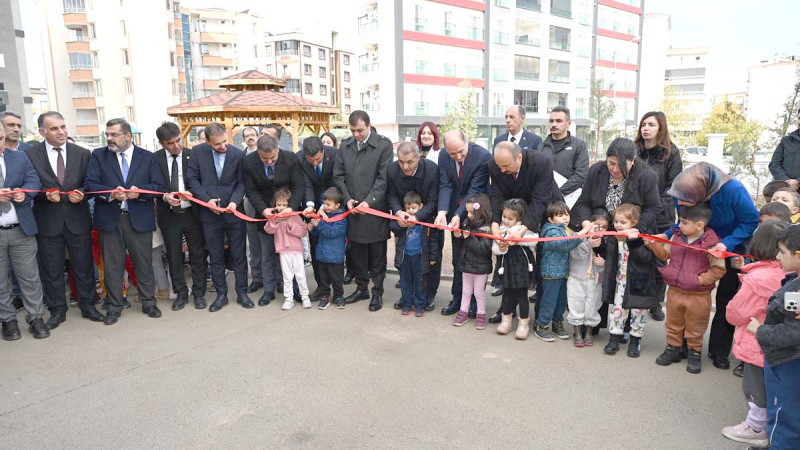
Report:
309,187,348,310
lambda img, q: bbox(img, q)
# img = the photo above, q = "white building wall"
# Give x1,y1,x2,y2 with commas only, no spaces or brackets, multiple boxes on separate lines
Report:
747,58,800,133
638,13,670,116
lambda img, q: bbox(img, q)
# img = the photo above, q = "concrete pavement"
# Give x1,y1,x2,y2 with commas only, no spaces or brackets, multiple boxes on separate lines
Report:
0,270,748,449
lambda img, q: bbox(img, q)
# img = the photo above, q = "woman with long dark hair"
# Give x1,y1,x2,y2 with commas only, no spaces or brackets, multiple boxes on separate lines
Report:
320,132,338,149
416,122,442,164
634,111,683,321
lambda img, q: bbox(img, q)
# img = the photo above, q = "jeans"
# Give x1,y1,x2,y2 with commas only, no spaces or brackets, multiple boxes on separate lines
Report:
399,253,425,312
536,278,567,326
765,359,800,448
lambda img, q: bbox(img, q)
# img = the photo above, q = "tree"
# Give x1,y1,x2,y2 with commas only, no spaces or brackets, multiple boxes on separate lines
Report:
438,80,478,143
767,65,800,148
588,73,616,161
656,85,694,152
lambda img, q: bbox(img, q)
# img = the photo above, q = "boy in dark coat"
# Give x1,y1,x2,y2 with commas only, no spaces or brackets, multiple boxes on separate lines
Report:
308,187,348,310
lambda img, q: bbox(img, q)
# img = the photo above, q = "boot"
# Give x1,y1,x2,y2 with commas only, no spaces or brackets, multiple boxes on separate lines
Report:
496,313,513,335
604,334,622,355
627,336,641,358
515,317,530,340
573,325,585,347
686,349,702,374
656,345,681,366
582,325,594,346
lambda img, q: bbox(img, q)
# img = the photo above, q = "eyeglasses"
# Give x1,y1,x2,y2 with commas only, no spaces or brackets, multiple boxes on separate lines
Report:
105,132,128,138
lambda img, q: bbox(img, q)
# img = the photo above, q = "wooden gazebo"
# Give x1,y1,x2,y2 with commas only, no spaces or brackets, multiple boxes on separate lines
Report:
167,70,339,151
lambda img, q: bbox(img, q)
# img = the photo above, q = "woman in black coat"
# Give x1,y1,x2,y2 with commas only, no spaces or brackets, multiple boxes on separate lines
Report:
635,111,683,320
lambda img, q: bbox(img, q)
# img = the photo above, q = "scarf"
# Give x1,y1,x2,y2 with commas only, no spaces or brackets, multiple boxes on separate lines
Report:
667,162,731,205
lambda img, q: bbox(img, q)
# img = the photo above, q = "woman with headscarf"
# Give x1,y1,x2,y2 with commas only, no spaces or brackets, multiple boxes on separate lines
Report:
635,111,684,321
665,162,759,370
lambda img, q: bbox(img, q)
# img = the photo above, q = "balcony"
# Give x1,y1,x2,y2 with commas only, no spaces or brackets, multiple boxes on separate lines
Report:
551,7,572,18
415,102,428,115
63,13,87,26
199,32,237,44
415,19,427,32
68,70,92,81
361,62,379,72
514,71,539,80
74,124,99,136
549,74,569,83
276,49,298,57
202,55,233,66
517,0,541,11
466,27,484,41
549,41,570,52
358,16,378,36
364,102,380,111
72,97,96,108
492,104,505,117
515,35,541,47
444,24,456,37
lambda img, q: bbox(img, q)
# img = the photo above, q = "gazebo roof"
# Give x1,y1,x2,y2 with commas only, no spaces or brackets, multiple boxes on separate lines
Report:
166,90,338,115
218,70,287,90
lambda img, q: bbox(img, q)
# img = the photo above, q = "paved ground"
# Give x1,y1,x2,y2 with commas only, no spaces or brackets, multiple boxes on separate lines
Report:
1,269,748,449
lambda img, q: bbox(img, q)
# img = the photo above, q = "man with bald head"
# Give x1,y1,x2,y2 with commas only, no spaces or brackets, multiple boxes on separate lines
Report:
433,130,491,317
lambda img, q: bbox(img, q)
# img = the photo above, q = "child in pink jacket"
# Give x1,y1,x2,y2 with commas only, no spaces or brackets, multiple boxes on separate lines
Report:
723,220,789,447
265,188,311,311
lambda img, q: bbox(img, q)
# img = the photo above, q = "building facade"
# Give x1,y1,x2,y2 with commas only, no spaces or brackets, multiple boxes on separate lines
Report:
0,0,33,127
747,55,800,140
664,46,710,133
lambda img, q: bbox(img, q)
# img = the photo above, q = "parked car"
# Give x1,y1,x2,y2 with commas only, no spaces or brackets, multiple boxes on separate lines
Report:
685,146,708,156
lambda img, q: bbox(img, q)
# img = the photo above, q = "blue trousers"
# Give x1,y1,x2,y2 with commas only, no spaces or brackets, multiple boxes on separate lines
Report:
399,253,425,313
536,278,567,326
765,358,800,449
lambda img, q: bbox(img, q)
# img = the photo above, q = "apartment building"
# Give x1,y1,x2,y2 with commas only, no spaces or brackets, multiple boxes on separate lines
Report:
747,55,800,137
263,30,355,115
0,0,33,124
664,46,710,133
40,0,184,148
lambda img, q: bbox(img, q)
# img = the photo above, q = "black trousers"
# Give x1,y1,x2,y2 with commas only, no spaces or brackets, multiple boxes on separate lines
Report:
161,209,207,299
709,265,740,357
309,233,321,286
202,216,247,295
501,287,529,318
350,240,386,295
425,229,444,302
37,229,95,313
318,262,344,298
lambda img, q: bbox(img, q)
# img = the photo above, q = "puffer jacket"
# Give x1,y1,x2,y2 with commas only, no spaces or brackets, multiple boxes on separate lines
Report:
456,217,493,274
756,274,800,367
638,143,682,232
539,222,582,279
309,209,347,264
727,260,785,367
656,228,722,292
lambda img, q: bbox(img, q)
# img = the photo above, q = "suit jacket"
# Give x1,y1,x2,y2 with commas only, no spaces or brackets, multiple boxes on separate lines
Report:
84,145,164,233
387,158,439,222
488,149,558,234
0,149,41,236
24,141,92,237
243,149,305,230
186,143,246,224
297,146,336,207
438,142,491,220
154,147,202,227
493,129,543,152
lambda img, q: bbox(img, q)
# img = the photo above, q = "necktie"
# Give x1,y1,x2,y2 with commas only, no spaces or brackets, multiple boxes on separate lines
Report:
0,160,9,213
512,172,517,181
170,154,180,211
214,151,223,180
55,147,65,185
357,141,362,151
457,161,463,181
315,164,322,180
120,153,129,182
266,164,274,181
510,136,516,143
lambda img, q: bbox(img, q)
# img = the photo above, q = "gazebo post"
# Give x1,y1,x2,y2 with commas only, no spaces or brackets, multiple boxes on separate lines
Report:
180,121,193,146
290,115,299,153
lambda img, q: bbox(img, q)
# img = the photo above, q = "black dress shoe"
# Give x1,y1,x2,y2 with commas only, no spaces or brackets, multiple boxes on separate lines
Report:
258,291,274,306
45,310,67,330
425,299,435,311
343,271,354,285
394,299,403,310
142,306,162,318
29,318,50,339
441,298,460,316
368,295,383,312
80,307,105,322
122,298,131,308
194,296,207,309
104,312,120,325
344,289,370,304
247,281,264,293
491,286,503,297
172,295,189,311
711,354,731,370
529,294,538,303
2,320,21,341
209,295,228,312
237,293,255,309
488,310,502,324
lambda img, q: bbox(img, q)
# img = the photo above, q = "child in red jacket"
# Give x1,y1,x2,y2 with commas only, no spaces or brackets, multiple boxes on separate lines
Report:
265,188,311,311
722,220,789,448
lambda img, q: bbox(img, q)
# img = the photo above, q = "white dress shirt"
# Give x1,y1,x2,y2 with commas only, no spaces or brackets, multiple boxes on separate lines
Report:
0,153,20,226
166,150,191,209
116,145,134,209
45,140,67,177
508,129,524,143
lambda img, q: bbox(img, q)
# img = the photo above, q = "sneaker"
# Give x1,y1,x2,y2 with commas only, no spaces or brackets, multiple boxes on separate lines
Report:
401,307,411,316
686,349,702,374
281,299,294,310
552,322,569,340
452,310,469,327
302,296,312,308
733,362,744,377
318,297,330,310
534,323,555,342
475,313,486,330
335,296,345,309
722,422,769,447
414,309,425,317
655,345,681,366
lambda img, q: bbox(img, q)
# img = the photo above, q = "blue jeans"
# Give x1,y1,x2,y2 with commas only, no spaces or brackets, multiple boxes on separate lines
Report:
399,253,425,313
536,278,567,326
765,358,800,448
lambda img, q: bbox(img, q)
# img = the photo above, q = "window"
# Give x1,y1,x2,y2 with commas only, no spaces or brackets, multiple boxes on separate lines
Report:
549,26,570,51
550,0,571,18
168,24,173,40
95,80,102,96
444,12,455,36
415,60,428,74
344,88,350,98
514,90,539,113
89,23,95,38
319,48,326,60
67,27,87,42
303,45,311,57
63,0,85,13
76,109,97,125
124,78,132,94
97,107,104,124
343,71,350,82
68,52,92,70
514,55,540,80
320,85,327,96
265,45,273,56
466,66,483,78
547,92,568,110
253,45,258,58
127,107,135,122
72,82,91,97
172,80,178,95
444,63,456,77
304,83,313,94
343,54,350,65
344,104,351,113
170,52,175,67
548,59,570,83
122,49,129,66
285,78,300,93
516,0,541,11
492,69,509,81
266,64,273,73
319,67,326,78
92,51,98,68
493,31,510,45
304,64,312,75
120,20,127,36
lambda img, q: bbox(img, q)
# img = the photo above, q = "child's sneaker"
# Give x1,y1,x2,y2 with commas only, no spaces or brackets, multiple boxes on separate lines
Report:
722,422,769,447
733,362,744,377
452,310,468,326
686,349,702,374
655,345,681,366
414,308,425,317
318,297,330,310
552,321,569,340
401,306,411,315
534,323,555,342
573,325,585,347
281,299,294,310
302,296,312,308
335,296,345,309
475,313,486,330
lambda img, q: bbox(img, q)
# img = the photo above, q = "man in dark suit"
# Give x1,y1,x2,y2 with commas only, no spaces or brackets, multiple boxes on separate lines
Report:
25,111,104,329
0,126,49,341
493,105,543,151
434,130,492,317
387,142,440,310
1,111,31,151
85,118,166,325
154,122,208,311
242,134,305,306
186,122,253,312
